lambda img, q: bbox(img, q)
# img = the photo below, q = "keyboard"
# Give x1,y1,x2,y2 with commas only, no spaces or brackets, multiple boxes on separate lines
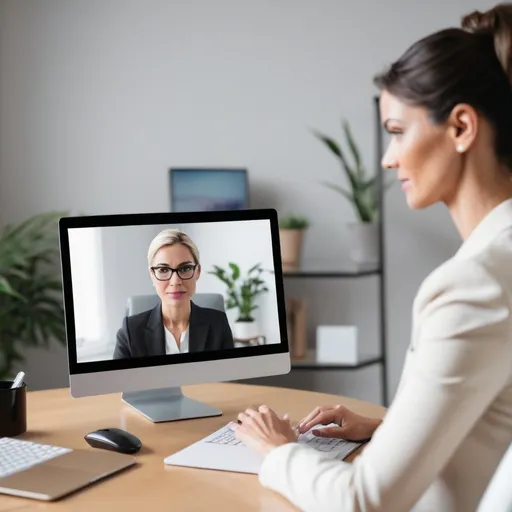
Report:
299,430,349,452
165,422,362,473
208,425,349,453
0,437,72,479
207,427,243,446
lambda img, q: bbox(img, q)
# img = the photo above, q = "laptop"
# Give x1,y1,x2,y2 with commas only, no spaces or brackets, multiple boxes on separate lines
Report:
0,437,136,501
164,423,363,474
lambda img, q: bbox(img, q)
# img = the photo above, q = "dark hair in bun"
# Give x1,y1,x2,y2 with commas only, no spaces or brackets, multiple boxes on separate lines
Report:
374,3,512,170
462,5,512,81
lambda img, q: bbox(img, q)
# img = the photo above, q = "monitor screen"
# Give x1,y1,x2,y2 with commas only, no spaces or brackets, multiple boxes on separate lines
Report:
59,209,288,381
169,168,249,212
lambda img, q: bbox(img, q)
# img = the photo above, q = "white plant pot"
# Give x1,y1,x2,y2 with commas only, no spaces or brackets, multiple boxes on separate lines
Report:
233,320,259,340
348,222,379,265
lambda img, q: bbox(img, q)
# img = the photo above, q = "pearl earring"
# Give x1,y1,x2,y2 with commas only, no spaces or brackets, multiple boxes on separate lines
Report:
456,144,465,153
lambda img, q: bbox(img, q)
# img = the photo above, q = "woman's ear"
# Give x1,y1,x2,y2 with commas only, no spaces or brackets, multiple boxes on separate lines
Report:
196,264,201,279
448,103,478,153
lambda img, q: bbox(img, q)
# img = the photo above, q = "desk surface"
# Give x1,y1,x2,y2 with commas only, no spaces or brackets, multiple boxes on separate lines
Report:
0,383,386,512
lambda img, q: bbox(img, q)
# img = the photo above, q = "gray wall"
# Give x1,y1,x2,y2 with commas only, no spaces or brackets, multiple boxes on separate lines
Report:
0,0,493,401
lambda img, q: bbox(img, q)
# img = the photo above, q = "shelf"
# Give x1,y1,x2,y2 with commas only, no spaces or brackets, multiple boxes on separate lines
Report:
282,258,381,278
291,350,384,370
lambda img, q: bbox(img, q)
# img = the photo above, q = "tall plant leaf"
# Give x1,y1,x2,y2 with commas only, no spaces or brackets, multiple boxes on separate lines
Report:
342,120,364,181
320,181,355,203
311,129,359,192
313,120,393,223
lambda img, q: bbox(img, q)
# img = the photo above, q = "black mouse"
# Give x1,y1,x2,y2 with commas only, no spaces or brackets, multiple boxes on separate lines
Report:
84,428,142,454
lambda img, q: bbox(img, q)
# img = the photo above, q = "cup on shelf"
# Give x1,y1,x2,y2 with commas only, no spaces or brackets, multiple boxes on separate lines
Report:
0,380,27,437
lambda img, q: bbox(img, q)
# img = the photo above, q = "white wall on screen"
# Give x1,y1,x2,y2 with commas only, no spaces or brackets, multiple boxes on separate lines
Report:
68,227,108,359
184,219,280,344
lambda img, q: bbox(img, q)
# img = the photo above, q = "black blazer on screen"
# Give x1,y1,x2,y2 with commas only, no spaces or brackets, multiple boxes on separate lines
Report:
113,301,235,359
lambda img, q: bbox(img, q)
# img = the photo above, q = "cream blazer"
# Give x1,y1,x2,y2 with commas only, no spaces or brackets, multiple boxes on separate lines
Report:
259,198,512,512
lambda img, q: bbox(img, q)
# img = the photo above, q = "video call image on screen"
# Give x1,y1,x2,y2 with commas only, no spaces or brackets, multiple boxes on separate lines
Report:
68,219,281,363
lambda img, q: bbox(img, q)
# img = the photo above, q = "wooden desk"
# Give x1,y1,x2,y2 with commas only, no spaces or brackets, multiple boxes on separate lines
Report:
0,383,386,512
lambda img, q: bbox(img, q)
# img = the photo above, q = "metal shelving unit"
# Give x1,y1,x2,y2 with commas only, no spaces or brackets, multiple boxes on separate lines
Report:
283,97,388,406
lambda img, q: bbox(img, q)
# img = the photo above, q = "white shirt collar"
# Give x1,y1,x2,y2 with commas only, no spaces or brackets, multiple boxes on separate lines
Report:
164,325,189,354
455,197,512,260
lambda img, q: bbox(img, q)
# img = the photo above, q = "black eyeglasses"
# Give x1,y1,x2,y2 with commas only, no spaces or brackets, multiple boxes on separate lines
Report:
151,264,198,281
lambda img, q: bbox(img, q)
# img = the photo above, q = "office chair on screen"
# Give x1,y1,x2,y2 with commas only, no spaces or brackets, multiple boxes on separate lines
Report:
126,293,226,316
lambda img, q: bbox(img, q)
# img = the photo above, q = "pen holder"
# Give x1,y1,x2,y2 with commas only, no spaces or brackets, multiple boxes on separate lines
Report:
0,381,27,437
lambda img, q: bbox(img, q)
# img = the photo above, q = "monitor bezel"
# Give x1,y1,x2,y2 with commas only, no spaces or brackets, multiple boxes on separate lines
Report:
59,208,288,376
168,167,250,212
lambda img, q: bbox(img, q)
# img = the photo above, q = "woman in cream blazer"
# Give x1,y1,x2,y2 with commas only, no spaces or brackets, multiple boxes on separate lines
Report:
230,4,512,512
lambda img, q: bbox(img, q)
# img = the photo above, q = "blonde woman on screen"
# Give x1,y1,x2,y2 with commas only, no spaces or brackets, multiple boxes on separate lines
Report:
113,229,234,358
230,4,512,511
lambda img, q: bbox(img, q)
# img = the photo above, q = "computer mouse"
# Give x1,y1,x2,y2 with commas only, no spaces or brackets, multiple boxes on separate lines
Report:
84,428,142,454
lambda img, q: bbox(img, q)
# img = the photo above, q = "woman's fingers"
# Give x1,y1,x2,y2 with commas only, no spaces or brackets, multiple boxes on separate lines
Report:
238,405,341,433
238,411,251,423
299,405,339,425
297,407,323,429
299,410,338,433
311,426,349,438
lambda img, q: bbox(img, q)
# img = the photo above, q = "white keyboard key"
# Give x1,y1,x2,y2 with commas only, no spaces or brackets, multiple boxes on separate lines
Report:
0,437,72,478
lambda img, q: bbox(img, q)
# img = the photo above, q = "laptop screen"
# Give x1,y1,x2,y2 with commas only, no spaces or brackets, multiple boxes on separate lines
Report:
60,210,288,373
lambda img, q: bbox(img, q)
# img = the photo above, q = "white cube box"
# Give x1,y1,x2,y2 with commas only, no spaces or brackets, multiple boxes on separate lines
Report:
316,325,358,364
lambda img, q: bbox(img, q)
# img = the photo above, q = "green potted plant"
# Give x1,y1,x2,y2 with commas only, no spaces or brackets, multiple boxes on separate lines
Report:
0,212,67,380
278,214,309,271
208,262,269,339
312,119,393,264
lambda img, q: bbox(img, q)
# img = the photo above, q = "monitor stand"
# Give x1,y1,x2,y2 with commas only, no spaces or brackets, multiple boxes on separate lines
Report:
121,387,222,423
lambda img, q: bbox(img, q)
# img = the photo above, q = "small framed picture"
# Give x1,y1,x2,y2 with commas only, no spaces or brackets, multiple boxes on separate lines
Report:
169,168,249,212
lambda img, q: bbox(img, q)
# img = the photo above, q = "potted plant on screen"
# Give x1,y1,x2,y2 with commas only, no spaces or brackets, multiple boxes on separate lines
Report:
208,262,269,339
278,214,309,271
312,119,393,264
0,212,67,379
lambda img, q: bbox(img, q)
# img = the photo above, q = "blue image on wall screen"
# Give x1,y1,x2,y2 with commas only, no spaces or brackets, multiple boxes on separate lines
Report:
170,168,249,212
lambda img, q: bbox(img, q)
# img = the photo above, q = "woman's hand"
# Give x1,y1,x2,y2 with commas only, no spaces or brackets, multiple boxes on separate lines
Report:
229,405,298,456
298,405,382,441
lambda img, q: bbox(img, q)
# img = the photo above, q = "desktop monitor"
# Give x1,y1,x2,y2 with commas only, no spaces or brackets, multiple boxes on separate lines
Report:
169,168,249,212
59,209,289,422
